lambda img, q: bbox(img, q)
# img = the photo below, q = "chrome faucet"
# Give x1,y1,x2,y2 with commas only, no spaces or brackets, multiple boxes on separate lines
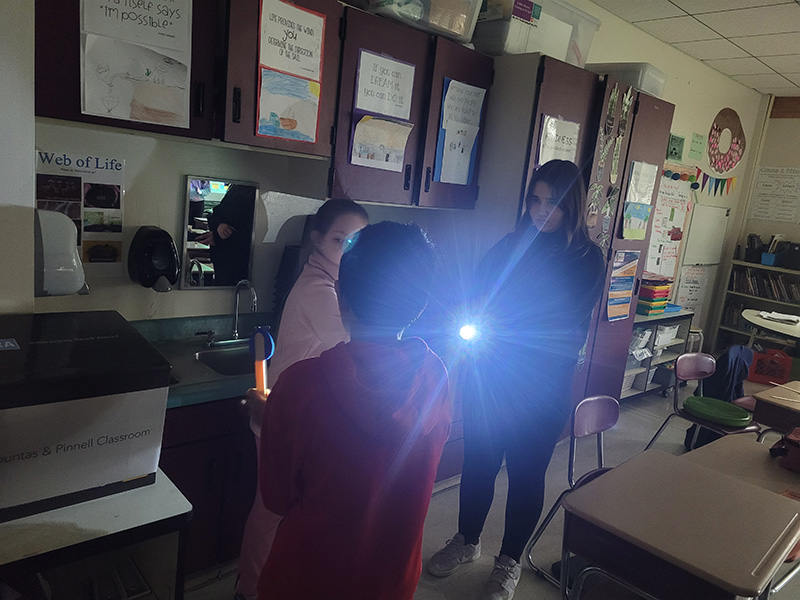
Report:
233,279,258,340
189,259,204,286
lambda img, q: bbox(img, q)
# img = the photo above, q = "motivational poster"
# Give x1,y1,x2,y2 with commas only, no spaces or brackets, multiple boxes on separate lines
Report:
355,50,415,121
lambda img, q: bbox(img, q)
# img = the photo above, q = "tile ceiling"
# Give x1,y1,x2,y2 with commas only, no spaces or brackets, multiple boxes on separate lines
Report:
590,0,800,96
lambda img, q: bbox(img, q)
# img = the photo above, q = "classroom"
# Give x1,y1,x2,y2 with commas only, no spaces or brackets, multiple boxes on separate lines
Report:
3,1,800,599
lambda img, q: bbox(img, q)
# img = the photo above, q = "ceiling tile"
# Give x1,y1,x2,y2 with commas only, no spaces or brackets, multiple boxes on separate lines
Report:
635,16,720,44
673,38,750,61
590,0,686,22
733,73,795,88
760,55,800,73
702,57,774,76
694,4,800,38
669,0,793,14
753,86,800,96
784,73,800,86
730,32,800,57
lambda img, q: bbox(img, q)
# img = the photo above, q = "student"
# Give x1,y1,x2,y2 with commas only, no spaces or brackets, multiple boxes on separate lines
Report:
426,160,605,600
247,221,451,600
235,198,369,600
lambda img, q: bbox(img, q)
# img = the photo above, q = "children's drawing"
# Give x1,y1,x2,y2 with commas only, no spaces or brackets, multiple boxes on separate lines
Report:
257,68,319,143
350,116,413,173
83,34,189,128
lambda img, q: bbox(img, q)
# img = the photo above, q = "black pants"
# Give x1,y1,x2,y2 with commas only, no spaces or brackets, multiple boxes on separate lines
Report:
457,386,570,562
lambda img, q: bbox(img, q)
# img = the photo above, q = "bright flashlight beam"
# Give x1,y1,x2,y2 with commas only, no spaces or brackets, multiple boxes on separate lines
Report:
459,324,478,341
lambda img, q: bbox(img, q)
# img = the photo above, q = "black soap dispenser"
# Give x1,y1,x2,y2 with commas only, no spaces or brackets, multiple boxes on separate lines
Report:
128,226,180,292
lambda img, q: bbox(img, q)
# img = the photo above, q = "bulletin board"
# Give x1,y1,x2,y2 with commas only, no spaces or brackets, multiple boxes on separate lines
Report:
646,173,691,281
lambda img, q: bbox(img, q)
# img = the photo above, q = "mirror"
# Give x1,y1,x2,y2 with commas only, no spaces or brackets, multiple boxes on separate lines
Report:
180,176,259,289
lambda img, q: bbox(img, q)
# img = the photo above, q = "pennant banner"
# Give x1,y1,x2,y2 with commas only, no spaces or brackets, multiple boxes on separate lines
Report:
694,167,739,197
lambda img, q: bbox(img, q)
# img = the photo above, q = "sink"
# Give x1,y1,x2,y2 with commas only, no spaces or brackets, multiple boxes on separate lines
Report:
194,345,253,376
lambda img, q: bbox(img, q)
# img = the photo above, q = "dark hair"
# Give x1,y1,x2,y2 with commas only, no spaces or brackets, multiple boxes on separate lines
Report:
312,198,368,234
338,221,437,331
524,160,590,248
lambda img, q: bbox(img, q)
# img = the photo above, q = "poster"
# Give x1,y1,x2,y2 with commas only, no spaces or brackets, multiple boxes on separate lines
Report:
689,132,705,161
608,250,640,322
80,0,192,128
626,161,659,204
350,116,413,172
676,265,708,324
257,68,319,142
749,166,800,223
259,0,324,81
257,0,325,143
646,176,690,278
36,150,125,275
434,78,486,185
622,202,652,240
538,115,579,165
355,50,415,121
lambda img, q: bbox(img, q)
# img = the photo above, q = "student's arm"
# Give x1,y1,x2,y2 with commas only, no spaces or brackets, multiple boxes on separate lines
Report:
260,370,308,516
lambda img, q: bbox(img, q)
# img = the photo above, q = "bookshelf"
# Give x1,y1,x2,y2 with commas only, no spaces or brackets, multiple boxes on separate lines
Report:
718,260,800,348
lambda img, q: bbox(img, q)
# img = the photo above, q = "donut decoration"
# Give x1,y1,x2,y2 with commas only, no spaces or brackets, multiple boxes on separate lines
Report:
707,108,745,173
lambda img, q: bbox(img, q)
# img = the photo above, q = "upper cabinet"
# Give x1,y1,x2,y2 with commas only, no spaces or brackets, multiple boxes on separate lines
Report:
331,8,492,207
221,0,343,156
35,0,218,140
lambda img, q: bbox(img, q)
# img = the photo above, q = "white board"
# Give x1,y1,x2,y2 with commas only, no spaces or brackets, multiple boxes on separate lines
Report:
682,204,729,265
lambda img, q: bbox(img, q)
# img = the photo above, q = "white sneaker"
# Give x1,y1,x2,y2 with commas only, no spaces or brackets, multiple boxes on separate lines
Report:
426,533,481,577
480,555,522,600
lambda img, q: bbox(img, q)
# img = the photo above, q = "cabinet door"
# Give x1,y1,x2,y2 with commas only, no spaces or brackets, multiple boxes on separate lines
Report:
584,92,675,399
331,8,432,205
417,38,493,209
159,438,227,575
222,0,342,155
218,431,258,564
35,0,216,139
524,56,602,202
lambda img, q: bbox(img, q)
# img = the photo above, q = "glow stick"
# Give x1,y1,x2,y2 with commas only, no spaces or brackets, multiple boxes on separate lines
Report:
254,331,269,394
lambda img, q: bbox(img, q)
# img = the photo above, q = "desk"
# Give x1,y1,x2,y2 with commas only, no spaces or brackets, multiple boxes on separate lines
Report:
0,470,192,599
742,308,800,347
754,380,800,434
561,449,800,599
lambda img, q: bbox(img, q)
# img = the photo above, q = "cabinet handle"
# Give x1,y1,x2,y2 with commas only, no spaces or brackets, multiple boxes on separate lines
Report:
425,167,432,193
193,82,205,118
232,87,242,123
403,165,412,190
634,278,641,296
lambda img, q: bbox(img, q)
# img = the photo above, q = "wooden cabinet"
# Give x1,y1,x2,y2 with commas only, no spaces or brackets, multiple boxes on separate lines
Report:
159,398,257,575
221,0,343,156
35,0,218,140
332,8,492,207
718,260,800,349
623,310,694,400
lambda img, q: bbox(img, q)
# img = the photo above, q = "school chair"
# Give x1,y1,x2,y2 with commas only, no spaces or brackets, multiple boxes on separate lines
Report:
524,394,620,588
645,352,760,451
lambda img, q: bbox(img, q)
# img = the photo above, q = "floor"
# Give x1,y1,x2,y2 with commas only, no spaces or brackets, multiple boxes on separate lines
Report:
185,382,800,600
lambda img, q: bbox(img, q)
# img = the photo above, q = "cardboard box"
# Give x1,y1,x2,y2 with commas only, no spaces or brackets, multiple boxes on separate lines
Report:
0,311,171,522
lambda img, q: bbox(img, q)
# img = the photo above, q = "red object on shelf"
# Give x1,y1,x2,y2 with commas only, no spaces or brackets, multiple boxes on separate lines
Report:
748,348,792,384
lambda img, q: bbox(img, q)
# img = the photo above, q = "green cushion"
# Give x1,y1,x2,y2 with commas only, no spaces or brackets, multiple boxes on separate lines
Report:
682,396,753,428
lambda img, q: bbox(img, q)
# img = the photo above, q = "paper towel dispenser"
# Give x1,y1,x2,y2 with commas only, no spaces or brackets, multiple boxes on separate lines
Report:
34,209,88,297
128,226,180,292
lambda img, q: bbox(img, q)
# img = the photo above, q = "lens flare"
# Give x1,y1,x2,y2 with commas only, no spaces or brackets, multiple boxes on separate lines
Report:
459,324,478,341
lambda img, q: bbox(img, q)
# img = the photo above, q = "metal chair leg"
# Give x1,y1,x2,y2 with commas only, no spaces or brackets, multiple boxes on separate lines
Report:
525,489,571,571
644,413,676,451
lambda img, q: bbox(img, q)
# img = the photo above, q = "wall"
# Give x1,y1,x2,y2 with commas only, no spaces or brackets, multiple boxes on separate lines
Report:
0,3,35,314
741,115,800,243
569,0,770,336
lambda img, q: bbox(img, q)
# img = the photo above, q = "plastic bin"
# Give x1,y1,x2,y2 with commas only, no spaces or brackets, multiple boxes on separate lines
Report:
586,62,666,98
472,0,599,66
366,0,482,43
622,372,636,393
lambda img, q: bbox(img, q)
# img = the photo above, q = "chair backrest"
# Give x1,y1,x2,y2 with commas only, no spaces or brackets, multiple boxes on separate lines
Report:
569,395,620,488
572,395,620,438
675,352,716,382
